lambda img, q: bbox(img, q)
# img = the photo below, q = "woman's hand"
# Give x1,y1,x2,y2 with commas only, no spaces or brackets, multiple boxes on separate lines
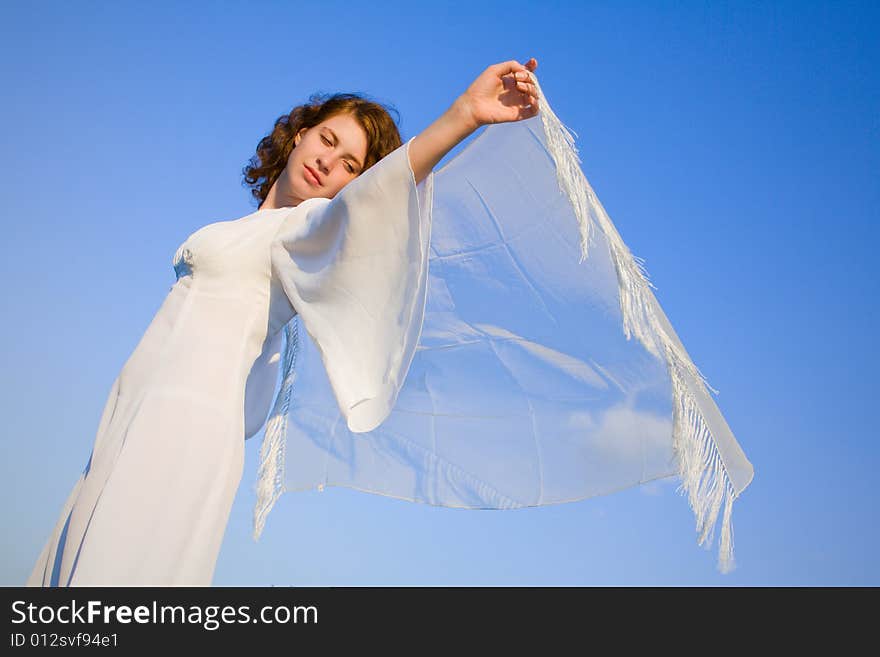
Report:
455,58,539,130
407,57,539,184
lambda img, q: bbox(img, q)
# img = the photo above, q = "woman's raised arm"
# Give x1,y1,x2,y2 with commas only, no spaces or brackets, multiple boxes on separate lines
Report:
407,58,539,184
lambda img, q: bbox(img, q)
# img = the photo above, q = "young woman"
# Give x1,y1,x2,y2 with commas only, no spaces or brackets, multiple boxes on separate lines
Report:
28,58,540,587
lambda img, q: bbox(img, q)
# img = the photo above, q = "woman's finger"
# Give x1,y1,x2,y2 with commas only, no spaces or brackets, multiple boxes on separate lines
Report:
504,73,529,90
492,59,528,78
506,72,534,91
516,81,536,95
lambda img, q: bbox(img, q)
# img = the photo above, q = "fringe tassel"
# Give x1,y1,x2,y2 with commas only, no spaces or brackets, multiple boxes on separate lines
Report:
668,347,738,573
530,71,738,573
253,318,299,541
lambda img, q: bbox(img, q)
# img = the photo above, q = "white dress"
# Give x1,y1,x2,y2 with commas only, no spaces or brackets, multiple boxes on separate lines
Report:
27,137,430,586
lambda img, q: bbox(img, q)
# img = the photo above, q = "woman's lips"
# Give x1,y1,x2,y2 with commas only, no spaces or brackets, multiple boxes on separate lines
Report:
304,165,320,186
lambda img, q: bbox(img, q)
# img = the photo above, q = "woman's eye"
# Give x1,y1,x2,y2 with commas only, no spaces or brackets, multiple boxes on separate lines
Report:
321,136,331,145
346,163,354,173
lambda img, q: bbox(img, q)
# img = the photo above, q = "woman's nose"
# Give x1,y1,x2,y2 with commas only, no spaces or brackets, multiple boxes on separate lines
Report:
316,154,335,174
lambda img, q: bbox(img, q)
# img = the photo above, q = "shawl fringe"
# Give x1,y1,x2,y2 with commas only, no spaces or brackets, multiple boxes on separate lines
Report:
531,71,740,573
253,319,299,541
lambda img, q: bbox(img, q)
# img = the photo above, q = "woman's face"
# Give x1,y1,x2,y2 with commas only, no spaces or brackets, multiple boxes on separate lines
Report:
286,112,369,204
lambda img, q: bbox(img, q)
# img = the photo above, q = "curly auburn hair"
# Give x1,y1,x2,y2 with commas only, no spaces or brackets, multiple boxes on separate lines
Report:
242,92,403,208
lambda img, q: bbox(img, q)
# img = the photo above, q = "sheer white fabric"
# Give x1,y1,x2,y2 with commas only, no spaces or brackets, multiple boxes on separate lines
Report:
258,75,754,573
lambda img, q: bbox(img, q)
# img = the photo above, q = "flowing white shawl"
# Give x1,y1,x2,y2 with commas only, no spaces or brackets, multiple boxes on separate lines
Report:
255,73,754,574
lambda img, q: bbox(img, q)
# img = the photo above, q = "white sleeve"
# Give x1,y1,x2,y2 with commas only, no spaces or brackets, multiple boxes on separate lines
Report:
269,136,433,433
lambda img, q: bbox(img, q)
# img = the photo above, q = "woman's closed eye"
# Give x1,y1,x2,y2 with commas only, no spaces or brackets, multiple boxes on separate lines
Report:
321,135,356,173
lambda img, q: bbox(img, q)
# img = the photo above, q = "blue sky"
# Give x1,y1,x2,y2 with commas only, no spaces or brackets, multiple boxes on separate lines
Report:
1,0,877,585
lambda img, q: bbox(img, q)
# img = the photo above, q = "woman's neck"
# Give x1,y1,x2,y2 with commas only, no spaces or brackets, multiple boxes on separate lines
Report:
261,177,303,211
